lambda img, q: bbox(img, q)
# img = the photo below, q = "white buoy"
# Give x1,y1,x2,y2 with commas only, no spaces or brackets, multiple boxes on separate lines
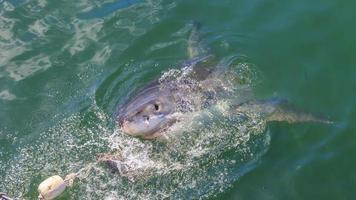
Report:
37,166,92,199
38,175,66,200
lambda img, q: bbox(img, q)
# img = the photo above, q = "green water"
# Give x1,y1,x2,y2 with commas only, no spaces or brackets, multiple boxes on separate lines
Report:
1,0,355,199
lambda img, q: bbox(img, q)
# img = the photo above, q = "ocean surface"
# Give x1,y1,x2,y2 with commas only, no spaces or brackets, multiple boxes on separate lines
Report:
0,0,355,199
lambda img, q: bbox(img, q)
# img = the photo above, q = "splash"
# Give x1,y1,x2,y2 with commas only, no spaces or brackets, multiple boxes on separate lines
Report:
76,59,270,199
0,53,269,199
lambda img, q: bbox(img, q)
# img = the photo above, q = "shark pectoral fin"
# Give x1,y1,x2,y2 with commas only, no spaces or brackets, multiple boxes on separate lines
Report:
266,105,333,124
235,98,333,124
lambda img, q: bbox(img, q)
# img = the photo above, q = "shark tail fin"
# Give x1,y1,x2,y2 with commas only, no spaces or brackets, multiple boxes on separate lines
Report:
235,98,333,124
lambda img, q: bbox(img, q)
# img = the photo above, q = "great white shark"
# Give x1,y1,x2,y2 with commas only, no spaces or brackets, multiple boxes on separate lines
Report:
114,23,330,140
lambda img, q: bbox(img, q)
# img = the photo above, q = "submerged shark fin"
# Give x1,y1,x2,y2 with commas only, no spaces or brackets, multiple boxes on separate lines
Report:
188,22,209,59
235,98,333,124
185,22,217,80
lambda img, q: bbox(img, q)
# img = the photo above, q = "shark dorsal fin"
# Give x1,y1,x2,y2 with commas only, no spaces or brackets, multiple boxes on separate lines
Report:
188,22,210,59
185,22,217,80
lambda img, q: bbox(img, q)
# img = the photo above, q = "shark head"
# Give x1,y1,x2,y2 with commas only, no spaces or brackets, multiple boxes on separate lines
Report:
116,83,176,139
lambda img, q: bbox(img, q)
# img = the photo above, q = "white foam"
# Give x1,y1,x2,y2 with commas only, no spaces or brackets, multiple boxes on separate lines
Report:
0,90,16,101
0,16,27,66
6,54,51,81
91,45,112,65
28,19,49,37
65,19,104,56
2,1,15,11
37,0,47,7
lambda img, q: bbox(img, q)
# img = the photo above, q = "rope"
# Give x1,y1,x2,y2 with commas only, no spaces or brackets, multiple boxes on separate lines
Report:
0,192,13,200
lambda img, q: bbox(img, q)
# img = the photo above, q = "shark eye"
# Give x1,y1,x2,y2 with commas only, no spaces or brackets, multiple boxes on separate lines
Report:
154,104,159,111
